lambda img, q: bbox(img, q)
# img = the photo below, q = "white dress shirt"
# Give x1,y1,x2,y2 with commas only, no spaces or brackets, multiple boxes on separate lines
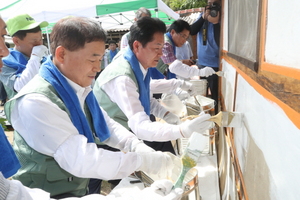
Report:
150,78,183,94
175,41,193,60
101,64,182,142
11,77,143,180
120,33,129,50
14,54,41,92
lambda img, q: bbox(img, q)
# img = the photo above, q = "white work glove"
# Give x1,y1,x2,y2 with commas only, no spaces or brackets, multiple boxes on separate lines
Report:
176,89,190,101
179,112,213,138
133,141,155,153
198,67,215,77
180,81,196,96
31,45,48,59
137,151,174,179
163,111,181,125
139,179,183,200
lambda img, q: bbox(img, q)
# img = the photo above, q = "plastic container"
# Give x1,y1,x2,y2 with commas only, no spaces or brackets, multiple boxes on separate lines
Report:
189,80,207,96
160,94,187,118
136,168,199,200
184,96,203,116
194,95,215,112
174,132,208,189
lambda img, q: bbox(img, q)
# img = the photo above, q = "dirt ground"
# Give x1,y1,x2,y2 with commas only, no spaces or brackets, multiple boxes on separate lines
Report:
5,128,13,144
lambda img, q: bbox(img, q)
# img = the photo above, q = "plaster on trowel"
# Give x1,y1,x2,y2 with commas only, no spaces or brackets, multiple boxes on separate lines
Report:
216,71,224,76
208,111,243,127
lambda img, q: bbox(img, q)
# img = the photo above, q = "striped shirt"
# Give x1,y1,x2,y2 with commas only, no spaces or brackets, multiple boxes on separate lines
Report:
161,42,177,64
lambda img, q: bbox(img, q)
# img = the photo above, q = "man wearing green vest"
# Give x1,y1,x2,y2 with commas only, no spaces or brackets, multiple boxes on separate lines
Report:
93,17,213,154
117,8,198,104
156,19,215,80
4,16,181,199
0,13,49,100
101,40,120,70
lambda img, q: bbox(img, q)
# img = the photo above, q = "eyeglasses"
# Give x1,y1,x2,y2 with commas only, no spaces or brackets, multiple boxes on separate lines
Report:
177,32,189,40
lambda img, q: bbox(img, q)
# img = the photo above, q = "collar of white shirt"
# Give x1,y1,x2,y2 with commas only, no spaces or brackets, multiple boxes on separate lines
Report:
64,75,92,110
139,62,148,80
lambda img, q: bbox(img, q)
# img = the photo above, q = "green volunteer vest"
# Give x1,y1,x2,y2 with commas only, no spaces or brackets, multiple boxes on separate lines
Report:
93,56,138,130
4,75,95,198
3,84,17,100
156,34,172,74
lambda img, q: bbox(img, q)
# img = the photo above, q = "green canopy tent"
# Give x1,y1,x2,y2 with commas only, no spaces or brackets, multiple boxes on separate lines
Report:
95,0,179,27
1,0,179,49
1,0,178,33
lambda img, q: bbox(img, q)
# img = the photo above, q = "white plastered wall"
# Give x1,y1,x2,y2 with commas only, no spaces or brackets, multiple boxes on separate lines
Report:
221,60,300,199
218,0,300,198
265,0,300,68
221,59,236,112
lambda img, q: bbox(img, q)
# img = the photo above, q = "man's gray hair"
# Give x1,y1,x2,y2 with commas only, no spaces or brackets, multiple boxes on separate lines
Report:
135,7,151,20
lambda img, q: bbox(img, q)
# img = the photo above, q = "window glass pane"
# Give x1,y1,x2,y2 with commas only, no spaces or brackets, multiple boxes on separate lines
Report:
228,0,259,62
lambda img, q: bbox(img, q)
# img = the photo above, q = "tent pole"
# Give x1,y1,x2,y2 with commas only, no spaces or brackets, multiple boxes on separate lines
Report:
42,11,51,55
45,27,51,55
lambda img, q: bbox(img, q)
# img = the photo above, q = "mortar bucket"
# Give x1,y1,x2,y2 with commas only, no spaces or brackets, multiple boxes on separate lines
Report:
194,95,215,112
138,168,200,200
188,80,207,96
160,93,187,118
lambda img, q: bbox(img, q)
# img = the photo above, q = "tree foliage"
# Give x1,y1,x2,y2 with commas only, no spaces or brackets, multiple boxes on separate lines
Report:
0,118,8,131
163,0,207,11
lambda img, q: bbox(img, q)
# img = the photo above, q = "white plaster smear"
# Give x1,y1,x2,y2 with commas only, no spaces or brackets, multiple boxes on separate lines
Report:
221,59,236,112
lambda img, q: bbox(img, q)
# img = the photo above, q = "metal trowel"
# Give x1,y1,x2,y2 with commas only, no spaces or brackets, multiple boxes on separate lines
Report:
208,111,243,127
216,71,224,76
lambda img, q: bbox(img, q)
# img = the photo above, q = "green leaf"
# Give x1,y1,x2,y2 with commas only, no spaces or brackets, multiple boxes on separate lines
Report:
0,117,8,131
